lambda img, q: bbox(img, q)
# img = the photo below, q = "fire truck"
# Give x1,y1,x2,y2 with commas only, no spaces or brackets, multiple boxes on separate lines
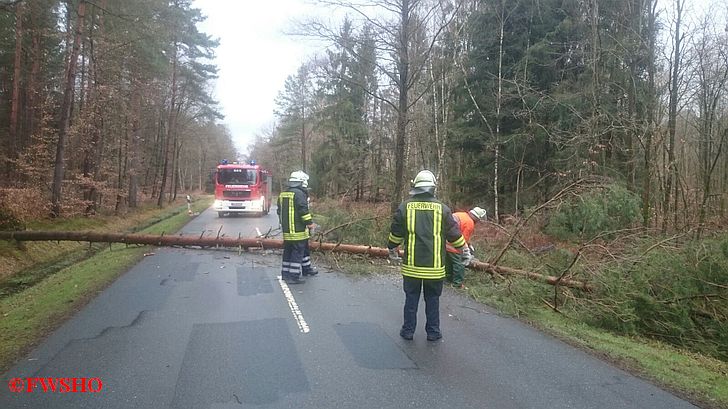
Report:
213,160,272,217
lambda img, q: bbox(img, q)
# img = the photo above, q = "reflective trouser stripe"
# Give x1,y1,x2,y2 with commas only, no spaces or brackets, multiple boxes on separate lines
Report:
281,261,301,275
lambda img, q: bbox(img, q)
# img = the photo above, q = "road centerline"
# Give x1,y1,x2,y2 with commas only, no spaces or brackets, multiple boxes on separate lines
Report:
277,276,310,333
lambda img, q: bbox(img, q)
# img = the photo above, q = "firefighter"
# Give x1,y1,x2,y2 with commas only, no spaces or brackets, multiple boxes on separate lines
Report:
387,170,470,341
445,206,486,288
277,171,318,284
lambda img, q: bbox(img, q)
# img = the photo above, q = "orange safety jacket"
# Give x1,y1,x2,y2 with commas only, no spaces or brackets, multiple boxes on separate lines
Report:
446,212,474,254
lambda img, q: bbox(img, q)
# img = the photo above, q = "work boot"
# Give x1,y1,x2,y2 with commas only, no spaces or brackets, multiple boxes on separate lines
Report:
283,275,305,284
302,269,319,276
399,330,414,340
427,333,442,341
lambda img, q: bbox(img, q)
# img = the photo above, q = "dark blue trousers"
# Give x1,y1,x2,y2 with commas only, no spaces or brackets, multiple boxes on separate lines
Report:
281,240,314,279
401,276,444,337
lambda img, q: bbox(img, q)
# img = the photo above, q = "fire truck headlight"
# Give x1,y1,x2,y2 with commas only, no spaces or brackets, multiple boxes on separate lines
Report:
214,200,222,209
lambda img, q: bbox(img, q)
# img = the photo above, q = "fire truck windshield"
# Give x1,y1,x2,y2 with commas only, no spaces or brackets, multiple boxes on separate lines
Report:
218,169,257,185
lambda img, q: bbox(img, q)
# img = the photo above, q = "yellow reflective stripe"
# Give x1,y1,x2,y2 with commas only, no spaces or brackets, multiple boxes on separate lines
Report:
288,196,295,233
450,235,466,248
402,265,446,279
301,213,312,221
278,192,297,234
407,206,416,265
403,264,446,273
433,205,442,268
283,231,309,240
388,233,403,244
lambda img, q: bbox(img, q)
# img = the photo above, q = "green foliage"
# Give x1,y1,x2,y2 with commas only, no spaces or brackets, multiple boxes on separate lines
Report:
545,184,641,240
310,200,389,247
720,238,728,259
582,237,728,361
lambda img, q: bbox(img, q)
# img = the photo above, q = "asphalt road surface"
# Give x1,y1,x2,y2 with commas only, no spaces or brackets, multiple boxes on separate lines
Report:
1,206,700,408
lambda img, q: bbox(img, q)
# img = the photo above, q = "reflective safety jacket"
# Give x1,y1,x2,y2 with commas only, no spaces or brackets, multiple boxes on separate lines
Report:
446,211,475,254
387,193,466,279
277,186,313,241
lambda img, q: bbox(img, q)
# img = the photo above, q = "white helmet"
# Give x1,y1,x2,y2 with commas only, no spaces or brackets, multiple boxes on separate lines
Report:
411,170,437,188
289,170,310,188
469,207,487,221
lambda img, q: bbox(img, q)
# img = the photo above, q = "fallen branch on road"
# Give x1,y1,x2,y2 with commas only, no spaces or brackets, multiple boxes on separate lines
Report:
0,230,592,291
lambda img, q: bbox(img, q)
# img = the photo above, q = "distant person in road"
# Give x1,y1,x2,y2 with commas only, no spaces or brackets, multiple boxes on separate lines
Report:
387,170,468,341
445,207,486,288
277,171,318,284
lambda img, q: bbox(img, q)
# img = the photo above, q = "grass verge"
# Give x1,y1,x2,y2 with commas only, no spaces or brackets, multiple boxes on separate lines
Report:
525,308,728,409
0,198,211,373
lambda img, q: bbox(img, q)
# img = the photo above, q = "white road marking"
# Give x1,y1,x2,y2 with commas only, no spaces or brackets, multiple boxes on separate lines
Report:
277,276,310,333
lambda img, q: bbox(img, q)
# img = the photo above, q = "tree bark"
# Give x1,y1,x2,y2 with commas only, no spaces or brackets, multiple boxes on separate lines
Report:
663,0,684,232
158,41,178,207
51,0,87,217
0,230,592,291
128,76,141,208
8,1,24,175
641,0,657,226
392,0,410,213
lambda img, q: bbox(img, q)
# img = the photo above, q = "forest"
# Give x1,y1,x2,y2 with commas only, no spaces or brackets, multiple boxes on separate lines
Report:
248,0,728,235
0,0,727,232
0,0,235,219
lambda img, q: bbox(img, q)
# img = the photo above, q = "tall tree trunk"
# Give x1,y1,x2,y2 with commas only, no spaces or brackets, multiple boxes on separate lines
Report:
663,0,683,232
27,3,42,146
8,2,24,178
128,76,141,208
115,122,128,214
494,1,505,224
83,0,106,215
642,0,657,226
51,0,86,217
158,41,178,207
392,0,410,213
301,97,307,172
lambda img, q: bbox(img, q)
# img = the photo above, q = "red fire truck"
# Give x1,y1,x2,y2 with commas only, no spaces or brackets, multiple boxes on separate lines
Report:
213,160,272,217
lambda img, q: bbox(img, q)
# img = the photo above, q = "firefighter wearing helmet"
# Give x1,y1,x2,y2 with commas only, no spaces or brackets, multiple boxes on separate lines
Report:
445,206,486,288
387,170,468,341
277,170,318,284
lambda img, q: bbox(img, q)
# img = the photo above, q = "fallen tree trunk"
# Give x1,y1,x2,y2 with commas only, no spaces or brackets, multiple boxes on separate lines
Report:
0,230,592,291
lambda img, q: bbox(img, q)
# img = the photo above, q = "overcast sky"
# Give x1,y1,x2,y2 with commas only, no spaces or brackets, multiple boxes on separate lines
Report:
193,0,320,155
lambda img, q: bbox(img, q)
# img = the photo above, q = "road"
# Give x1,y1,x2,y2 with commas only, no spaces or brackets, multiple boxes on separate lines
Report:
1,206,700,408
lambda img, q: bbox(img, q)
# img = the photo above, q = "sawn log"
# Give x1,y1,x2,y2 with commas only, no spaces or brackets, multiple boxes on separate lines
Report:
0,230,592,291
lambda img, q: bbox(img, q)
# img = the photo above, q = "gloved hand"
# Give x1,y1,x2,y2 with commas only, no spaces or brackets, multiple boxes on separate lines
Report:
388,248,401,263
308,223,318,234
461,245,474,266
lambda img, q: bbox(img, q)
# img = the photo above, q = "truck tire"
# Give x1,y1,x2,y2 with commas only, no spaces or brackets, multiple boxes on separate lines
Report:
218,212,225,218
